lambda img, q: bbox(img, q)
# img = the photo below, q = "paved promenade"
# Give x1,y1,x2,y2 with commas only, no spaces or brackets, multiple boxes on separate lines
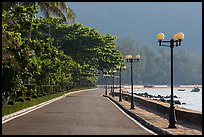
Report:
2,88,154,135
108,89,202,135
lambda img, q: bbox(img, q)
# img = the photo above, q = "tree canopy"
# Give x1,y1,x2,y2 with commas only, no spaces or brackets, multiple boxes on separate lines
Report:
2,3,123,104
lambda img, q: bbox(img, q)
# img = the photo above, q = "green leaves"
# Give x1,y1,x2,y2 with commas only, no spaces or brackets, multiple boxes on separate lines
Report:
2,3,123,102
50,22,123,73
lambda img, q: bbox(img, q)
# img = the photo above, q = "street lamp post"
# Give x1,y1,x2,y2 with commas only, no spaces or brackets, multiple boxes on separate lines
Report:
116,65,126,102
156,32,184,128
109,70,116,97
111,70,117,97
103,74,110,96
126,54,140,109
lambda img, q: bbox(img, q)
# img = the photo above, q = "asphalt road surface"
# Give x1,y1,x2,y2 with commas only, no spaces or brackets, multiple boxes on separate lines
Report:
2,88,154,135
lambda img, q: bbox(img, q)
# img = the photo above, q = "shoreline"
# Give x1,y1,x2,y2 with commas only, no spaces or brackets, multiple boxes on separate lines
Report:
97,85,202,89
122,87,202,113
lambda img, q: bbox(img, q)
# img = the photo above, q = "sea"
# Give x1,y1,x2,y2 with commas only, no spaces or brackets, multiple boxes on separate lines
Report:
126,86,202,113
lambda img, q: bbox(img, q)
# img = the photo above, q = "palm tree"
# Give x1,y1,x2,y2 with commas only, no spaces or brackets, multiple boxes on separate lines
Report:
3,2,75,39
2,2,75,23
37,2,75,23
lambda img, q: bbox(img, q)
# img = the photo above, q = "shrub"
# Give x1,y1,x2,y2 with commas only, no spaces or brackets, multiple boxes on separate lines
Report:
42,85,53,94
15,85,27,100
38,94,43,97
36,85,42,94
53,85,60,93
25,97,32,101
16,97,25,102
24,84,37,90
31,94,38,99
42,92,47,96
7,101,14,105
24,84,37,97
2,105,12,116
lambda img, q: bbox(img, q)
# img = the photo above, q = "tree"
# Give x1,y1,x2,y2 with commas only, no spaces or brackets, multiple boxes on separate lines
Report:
2,2,75,41
2,3,124,104
101,36,202,85
2,2,75,23
2,4,76,103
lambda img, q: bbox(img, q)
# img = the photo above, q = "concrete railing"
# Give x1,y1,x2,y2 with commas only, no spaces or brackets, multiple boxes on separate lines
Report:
115,92,202,127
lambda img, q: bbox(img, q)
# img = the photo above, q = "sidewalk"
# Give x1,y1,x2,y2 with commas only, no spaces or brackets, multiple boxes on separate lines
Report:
106,90,202,135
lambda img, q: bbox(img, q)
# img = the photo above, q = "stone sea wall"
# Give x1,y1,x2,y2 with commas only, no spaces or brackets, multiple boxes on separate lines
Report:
115,92,202,127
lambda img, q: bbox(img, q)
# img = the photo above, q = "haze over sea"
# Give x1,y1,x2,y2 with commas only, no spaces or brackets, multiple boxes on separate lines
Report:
127,86,202,112
68,2,202,55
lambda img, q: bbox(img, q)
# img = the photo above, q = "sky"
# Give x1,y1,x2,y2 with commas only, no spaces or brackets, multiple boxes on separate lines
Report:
67,2,202,55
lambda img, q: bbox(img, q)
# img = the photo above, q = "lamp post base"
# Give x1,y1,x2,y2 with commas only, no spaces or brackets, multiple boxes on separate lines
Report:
168,124,177,128
130,104,135,109
168,104,177,128
112,92,115,97
119,98,122,102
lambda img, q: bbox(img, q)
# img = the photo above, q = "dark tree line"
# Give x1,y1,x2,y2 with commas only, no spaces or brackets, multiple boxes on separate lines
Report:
98,37,202,85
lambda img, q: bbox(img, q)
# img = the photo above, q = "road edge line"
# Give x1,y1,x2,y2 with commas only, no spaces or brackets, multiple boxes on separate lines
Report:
103,94,174,135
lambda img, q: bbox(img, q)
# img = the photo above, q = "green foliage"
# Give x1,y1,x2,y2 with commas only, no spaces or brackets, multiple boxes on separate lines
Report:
53,85,61,92
25,97,32,101
24,84,37,97
16,97,25,102
31,94,38,99
2,92,64,116
38,94,43,97
42,85,53,94
2,3,122,107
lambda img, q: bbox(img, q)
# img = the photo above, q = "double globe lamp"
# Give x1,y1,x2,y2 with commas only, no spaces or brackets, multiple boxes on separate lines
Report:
156,32,184,128
125,54,140,109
